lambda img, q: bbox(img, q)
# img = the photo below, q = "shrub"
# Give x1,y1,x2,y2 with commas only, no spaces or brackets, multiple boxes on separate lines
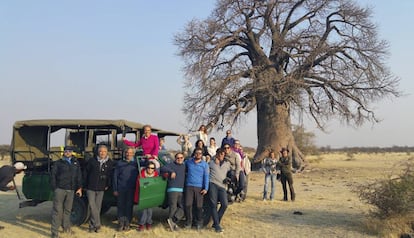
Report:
356,158,414,219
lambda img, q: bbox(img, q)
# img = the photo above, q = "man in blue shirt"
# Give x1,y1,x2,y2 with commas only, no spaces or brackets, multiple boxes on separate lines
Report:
184,148,209,230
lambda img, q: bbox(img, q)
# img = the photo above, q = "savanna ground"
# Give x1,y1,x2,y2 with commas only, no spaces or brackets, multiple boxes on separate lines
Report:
1,152,412,238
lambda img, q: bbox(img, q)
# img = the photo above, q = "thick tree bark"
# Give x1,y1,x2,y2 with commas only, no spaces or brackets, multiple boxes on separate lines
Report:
253,94,305,170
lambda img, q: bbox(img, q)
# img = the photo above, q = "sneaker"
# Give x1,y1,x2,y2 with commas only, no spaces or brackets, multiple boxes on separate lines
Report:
124,225,130,231
167,218,175,232
184,224,192,229
173,224,180,231
196,224,202,231
136,224,145,232
118,225,124,232
215,225,224,233
146,224,152,230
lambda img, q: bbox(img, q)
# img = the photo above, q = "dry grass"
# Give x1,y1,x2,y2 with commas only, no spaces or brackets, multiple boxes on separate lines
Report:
0,152,413,237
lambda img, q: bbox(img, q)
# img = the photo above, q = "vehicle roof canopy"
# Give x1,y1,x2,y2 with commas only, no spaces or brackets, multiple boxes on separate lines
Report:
13,119,146,132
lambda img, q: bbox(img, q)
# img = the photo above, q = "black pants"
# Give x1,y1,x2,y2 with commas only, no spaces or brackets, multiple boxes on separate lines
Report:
117,189,135,226
280,173,295,201
185,186,203,226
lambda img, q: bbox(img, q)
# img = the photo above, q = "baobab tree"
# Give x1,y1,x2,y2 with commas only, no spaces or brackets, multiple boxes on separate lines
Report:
174,0,400,169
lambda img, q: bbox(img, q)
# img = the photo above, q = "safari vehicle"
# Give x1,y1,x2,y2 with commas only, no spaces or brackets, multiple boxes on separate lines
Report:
10,119,179,225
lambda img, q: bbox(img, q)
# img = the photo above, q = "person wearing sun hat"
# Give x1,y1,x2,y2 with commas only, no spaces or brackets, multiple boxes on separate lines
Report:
0,161,26,192
277,147,295,201
0,162,26,230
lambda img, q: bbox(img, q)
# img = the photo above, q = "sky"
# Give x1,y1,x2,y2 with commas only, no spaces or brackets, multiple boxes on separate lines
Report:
0,1,413,149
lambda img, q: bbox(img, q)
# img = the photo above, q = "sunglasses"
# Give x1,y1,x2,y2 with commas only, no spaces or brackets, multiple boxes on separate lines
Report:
147,167,155,170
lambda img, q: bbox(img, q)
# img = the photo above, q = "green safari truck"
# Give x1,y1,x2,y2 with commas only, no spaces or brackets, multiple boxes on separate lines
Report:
10,119,178,225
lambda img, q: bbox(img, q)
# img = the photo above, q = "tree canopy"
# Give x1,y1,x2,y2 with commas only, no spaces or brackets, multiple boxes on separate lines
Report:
175,0,400,166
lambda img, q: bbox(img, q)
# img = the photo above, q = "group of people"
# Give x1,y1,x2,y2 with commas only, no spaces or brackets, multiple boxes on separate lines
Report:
163,128,251,233
48,124,161,238
261,148,295,202
0,123,297,237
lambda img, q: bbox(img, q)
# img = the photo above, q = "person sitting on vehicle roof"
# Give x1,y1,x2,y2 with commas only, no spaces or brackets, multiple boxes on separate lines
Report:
122,124,159,167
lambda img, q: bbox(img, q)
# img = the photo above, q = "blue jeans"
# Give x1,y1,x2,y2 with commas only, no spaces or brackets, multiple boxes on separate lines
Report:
263,173,277,200
208,182,228,228
138,208,153,225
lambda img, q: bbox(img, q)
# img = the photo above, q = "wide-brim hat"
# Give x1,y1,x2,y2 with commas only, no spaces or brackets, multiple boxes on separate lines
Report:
14,162,27,170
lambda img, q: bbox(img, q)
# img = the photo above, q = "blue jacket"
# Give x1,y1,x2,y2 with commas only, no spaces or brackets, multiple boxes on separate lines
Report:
160,161,186,192
185,158,209,191
113,160,138,192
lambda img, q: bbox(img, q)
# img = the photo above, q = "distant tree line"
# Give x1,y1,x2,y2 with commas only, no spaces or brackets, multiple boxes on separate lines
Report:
319,145,414,154
0,144,10,160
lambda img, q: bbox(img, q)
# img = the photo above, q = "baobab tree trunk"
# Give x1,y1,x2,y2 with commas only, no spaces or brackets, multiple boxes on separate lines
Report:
253,94,305,170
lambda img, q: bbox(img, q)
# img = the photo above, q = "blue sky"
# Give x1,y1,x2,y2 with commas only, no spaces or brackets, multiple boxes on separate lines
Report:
0,1,413,149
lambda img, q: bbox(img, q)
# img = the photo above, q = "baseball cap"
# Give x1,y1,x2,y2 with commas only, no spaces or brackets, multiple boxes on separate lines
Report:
63,146,74,151
14,162,27,170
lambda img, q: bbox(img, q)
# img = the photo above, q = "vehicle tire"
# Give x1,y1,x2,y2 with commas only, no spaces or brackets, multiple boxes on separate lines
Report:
71,196,90,226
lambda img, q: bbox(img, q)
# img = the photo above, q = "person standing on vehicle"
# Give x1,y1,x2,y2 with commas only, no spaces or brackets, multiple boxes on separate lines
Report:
221,130,236,148
277,148,295,201
208,148,231,233
189,124,209,145
261,150,279,201
84,144,115,233
113,147,139,231
50,146,82,238
136,161,159,231
160,152,186,232
176,134,192,158
122,124,160,168
207,137,218,158
184,147,209,230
